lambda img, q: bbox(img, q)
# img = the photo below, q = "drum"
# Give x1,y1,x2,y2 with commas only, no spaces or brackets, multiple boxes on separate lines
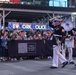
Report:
65,38,74,48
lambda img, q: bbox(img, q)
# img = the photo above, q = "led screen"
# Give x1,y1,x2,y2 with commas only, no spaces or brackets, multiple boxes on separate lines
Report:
49,0,68,7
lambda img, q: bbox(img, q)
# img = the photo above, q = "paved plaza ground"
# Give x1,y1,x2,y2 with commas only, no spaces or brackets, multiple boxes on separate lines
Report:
0,57,76,75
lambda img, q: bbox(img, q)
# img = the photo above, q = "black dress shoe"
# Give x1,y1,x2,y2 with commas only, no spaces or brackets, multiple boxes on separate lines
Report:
69,61,75,64
50,66,58,69
62,61,68,68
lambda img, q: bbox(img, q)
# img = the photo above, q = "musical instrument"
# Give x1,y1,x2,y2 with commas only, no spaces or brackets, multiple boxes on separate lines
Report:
61,19,74,48
61,19,74,31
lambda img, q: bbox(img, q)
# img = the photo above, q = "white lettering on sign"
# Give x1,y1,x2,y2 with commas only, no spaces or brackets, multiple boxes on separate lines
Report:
13,23,19,29
35,25,46,29
22,24,31,29
11,22,47,30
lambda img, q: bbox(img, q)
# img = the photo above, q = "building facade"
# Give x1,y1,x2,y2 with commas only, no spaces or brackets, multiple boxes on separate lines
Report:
0,0,69,7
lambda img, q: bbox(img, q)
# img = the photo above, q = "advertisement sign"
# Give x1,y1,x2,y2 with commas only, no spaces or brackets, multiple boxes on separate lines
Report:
8,22,48,31
32,23,47,30
0,0,9,1
20,23,31,29
8,22,20,31
9,0,19,4
49,0,68,7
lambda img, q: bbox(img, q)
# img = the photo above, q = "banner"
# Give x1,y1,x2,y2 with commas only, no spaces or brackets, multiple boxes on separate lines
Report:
8,22,48,31
7,40,76,57
8,40,53,57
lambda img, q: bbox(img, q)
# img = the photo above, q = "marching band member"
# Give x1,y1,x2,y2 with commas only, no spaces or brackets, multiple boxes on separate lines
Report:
63,28,76,64
49,18,68,69
61,19,76,64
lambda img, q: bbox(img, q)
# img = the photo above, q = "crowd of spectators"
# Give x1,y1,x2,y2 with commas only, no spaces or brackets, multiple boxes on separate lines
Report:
0,26,52,61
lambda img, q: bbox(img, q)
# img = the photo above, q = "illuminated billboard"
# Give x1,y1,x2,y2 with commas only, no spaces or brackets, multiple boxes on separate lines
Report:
10,0,19,4
8,22,48,31
49,0,68,7
0,0,19,4
0,0,9,2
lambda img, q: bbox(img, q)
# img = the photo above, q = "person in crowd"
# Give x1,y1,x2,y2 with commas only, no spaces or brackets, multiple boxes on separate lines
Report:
29,28,35,37
24,31,28,40
1,32,9,61
33,31,39,40
10,29,18,40
1,29,5,36
0,30,2,60
37,33,42,40
4,26,8,31
46,30,53,40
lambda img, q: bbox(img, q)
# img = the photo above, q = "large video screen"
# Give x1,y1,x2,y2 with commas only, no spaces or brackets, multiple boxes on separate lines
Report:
49,0,68,7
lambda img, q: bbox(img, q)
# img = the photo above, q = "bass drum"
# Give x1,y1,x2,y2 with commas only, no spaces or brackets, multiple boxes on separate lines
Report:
61,19,74,31
61,19,74,48
65,38,74,48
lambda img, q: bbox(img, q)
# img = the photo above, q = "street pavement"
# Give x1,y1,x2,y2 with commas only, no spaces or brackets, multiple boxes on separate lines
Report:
0,58,76,75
